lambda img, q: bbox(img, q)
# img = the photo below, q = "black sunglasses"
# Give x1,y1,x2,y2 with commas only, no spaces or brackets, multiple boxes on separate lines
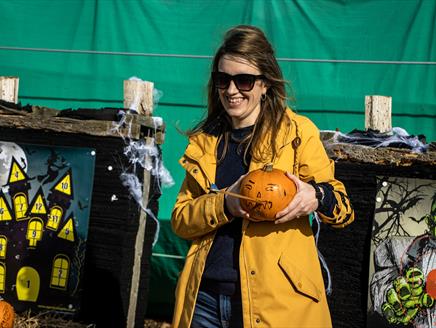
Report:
212,72,265,92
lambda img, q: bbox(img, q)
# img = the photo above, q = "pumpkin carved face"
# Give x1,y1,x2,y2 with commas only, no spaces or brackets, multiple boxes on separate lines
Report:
239,164,297,221
0,300,15,328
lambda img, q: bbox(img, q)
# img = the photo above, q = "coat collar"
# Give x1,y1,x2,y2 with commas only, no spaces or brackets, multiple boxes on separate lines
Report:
181,109,299,187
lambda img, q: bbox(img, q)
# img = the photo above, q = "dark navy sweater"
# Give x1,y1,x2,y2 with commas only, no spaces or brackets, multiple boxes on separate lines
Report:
200,126,252,296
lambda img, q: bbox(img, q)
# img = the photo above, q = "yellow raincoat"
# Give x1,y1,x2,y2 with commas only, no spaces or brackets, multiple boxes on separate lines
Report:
171,110,354,328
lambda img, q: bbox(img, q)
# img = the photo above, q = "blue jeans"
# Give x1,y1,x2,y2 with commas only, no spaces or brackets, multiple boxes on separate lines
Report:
191,290,243,328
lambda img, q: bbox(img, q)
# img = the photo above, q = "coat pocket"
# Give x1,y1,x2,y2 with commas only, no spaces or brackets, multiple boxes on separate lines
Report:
278,253,322,302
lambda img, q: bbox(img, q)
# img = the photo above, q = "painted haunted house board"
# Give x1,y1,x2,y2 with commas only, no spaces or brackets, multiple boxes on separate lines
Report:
0,141,95,314
367,177,436,327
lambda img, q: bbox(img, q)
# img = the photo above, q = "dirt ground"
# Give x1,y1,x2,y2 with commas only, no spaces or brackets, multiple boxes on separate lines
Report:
14,311,171,327
144,319,171,328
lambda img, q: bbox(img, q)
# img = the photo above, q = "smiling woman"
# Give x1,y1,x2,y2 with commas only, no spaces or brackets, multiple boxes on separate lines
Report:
214,55,267,129
171,25,355,328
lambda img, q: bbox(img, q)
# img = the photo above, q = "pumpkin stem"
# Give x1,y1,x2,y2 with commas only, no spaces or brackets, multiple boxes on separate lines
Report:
263,163,274,172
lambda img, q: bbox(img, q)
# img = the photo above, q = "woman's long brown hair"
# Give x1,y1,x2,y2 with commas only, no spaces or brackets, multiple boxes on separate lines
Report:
188,25,290,163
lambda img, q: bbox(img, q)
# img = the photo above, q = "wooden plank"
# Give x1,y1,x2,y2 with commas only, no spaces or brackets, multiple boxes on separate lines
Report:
0,113,140,138
323,141,435,166
321,132,436,167
127,138,153,328
0,103,165,142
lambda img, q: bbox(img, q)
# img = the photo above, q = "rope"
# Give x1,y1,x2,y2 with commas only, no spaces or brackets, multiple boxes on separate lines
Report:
313,212,333,295
1,46,436,65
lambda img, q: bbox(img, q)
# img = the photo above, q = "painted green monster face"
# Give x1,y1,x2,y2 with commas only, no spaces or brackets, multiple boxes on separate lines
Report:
406,267,424,288
382,303,397,324
393,276,411,301
386,288,404,316
420,293,435,308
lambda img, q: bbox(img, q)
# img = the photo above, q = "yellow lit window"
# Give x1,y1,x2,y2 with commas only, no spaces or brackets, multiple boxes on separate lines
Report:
47,206,63,230
0,264,5,293
26,219,43,247
50,256,69,289
0,236,6,259
14,194,28,220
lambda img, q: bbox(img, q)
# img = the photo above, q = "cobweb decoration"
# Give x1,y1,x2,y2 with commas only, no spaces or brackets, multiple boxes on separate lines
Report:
111,93,174,247
322,127,428,153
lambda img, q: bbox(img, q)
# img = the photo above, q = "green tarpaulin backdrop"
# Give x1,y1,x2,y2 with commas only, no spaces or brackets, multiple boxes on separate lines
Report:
1,0,435,318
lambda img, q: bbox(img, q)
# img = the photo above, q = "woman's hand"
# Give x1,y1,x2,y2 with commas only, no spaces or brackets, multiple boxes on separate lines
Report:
274,172,318,224
224,174,250,220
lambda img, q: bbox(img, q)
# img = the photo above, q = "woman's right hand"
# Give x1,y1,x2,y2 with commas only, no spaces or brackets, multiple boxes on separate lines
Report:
224,174,250,220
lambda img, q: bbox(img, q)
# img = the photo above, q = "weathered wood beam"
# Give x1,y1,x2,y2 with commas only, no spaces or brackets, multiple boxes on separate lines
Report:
126,137,153,328
0,113,139,138
322,134,436,166
0,105,165,140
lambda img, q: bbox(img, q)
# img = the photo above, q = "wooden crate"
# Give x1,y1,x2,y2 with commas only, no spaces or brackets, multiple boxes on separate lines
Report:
0,101,164,327
318,134,436,328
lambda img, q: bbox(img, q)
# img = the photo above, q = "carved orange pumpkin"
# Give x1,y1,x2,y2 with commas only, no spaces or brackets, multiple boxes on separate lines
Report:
0,300,15,328
240,164,297,221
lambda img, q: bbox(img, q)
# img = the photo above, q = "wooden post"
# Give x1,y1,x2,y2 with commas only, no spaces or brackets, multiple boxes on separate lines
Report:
126,137,153,328
365,95,392,134
0,77,19,103
124,79,154,116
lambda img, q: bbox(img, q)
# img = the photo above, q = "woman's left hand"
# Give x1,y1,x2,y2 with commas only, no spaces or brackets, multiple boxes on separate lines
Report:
274,172,318,224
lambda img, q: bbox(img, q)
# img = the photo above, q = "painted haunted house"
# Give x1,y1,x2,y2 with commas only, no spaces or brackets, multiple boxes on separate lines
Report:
0,156,85,313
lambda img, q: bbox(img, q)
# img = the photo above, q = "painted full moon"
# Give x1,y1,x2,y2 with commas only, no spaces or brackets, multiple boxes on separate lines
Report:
0,142,28,187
